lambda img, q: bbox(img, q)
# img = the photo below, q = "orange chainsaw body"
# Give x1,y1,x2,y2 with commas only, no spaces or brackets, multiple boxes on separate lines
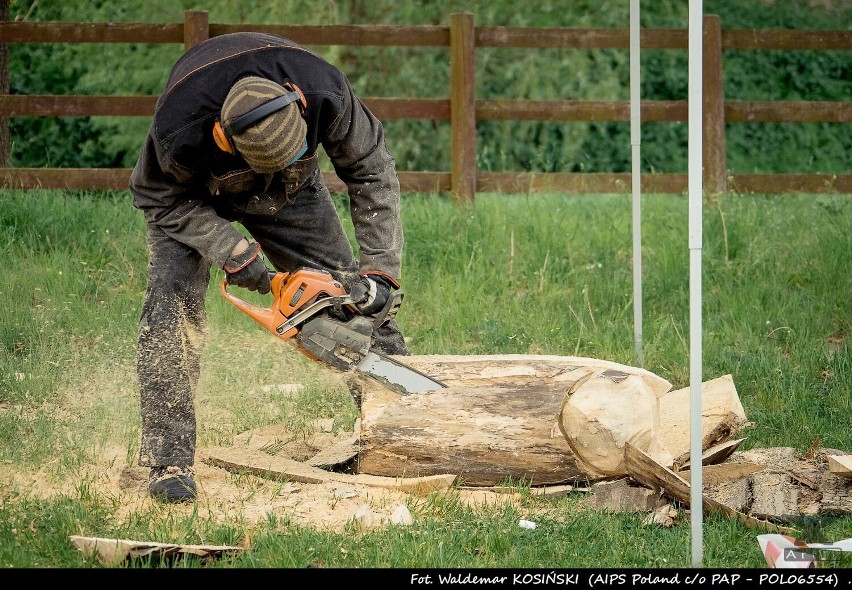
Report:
220,267,352,340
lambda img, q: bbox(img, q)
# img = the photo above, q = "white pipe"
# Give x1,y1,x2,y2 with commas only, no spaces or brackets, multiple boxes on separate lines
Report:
630,0,643,367
688,0,704,568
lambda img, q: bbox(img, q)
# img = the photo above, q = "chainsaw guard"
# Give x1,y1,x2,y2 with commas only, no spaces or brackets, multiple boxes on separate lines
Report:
298,315,373,371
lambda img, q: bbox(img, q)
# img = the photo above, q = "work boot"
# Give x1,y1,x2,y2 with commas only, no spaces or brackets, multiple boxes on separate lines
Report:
148,466,197,503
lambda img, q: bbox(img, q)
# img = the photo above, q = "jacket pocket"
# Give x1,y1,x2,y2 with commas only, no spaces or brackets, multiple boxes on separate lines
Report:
282,153,319,195
207,168,257,197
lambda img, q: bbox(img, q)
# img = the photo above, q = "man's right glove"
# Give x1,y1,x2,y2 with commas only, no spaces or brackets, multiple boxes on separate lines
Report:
224,241,271,294
349,274,393,316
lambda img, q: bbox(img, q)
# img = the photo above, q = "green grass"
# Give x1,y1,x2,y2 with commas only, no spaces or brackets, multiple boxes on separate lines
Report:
1,188,851,568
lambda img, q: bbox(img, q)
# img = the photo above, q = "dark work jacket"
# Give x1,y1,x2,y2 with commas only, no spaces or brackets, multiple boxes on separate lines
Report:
129,32,403,281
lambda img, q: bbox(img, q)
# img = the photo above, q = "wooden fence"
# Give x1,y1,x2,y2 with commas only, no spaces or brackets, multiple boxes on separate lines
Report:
0,11,849,201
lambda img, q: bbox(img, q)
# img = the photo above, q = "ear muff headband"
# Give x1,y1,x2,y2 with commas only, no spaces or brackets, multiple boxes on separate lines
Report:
213,82,307,155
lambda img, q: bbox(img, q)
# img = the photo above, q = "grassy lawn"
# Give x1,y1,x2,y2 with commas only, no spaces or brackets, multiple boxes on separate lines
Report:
0,188,850,568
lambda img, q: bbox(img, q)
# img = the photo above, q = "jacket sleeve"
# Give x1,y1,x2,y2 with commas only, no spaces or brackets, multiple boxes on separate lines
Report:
321,80,404,285
129,131,246,269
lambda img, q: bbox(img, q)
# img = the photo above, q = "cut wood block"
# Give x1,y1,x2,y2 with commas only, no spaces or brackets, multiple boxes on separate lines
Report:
828,455,852,478
583,478,666,513
679,461,766,485
624,443,793,534
674,438,747,471
202,446,456,494
357,355,673,486
657,374,748,460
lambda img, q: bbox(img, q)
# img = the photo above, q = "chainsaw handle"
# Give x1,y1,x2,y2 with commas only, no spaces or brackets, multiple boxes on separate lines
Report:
220,271,294,337
372,289,403,328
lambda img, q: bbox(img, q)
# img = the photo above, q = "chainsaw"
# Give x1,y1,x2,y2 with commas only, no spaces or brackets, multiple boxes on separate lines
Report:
220,267,445,395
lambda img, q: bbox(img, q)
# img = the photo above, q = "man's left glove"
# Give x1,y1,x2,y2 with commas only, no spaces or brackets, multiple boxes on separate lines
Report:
224,241,271,294
349,274,393,315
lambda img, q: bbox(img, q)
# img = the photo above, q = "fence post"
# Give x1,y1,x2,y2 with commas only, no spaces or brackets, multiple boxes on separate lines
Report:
0,0,8,167
184,11,209,51
450,12,476,204
703,14,727,197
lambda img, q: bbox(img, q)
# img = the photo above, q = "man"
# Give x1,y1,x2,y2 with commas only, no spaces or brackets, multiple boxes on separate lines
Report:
129,32,408,503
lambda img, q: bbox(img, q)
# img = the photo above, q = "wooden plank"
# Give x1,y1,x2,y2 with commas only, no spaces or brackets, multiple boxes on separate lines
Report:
0,95,446,120
0,22,183,44
476,172,688,194
2,168,847,197
0,167,132,190
476,100,686,122
4,95,847,125
827,455,852,479
209,24,449,47
364,98,449,120
0,95,157,117
730,174,852,195
723,29,852,51
475,27,688,49
726,101,852,123
624,443,793,534
324,171,450,194
202,445,457,494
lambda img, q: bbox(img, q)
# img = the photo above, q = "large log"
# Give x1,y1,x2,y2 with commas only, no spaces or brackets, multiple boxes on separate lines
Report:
357,355,672,486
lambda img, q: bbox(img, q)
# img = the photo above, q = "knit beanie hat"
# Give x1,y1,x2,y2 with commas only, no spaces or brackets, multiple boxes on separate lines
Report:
220,76,307,173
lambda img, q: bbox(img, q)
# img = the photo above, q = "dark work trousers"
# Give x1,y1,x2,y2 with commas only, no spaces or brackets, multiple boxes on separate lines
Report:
137,168,408,469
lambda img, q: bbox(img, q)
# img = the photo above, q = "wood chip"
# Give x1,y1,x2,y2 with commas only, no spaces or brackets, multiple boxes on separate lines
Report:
828,455,852,479
69,535,242,566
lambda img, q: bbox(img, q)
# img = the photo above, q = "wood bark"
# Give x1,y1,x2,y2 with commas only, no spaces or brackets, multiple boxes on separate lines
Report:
624,443,794,534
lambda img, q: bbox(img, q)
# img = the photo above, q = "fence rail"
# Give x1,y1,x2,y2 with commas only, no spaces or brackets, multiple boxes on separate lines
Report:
0,11,849,200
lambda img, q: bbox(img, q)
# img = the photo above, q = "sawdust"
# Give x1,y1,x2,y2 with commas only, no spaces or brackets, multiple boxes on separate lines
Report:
1,352,526,536
2,433,527,535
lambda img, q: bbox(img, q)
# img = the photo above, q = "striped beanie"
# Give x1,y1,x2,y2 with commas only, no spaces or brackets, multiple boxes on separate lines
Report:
220,76,307,173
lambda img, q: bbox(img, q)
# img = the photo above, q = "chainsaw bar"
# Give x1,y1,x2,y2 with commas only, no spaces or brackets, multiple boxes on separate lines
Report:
356,350,446,394
298,315,445,395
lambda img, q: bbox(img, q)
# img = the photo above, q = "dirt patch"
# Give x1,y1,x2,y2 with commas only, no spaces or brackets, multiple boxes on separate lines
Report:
2,430,527,536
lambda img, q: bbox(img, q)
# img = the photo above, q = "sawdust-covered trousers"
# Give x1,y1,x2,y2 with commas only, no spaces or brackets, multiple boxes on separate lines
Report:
137,176,409,469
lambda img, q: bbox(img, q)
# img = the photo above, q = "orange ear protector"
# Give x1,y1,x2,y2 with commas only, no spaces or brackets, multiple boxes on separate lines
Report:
213,82,307,155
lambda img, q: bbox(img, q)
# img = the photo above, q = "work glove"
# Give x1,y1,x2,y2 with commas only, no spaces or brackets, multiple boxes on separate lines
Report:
224,241,271,294
349,274,393,316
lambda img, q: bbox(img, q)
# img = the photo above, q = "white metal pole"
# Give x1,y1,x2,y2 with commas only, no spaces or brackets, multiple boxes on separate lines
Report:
630,0,643,367
688,0,705,568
